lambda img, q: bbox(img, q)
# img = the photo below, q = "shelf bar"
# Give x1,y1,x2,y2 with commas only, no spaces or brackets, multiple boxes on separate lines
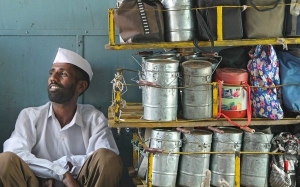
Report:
105,38,300,50
108,118,300,128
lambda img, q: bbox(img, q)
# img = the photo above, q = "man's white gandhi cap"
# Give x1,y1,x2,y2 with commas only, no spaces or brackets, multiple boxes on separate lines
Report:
53,48,93,81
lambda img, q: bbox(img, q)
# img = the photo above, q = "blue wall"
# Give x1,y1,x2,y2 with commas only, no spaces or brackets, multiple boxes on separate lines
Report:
0,0,144,186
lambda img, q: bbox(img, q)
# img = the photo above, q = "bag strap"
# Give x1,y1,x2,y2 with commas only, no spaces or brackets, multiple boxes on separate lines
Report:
137,0,150,34
248,0,283,12
137,0,164,40
151,1,164,41
194,9,214,52
216,80,252,128
244,83,252,125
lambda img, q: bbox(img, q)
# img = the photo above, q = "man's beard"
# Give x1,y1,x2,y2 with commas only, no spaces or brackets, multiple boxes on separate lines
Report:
48,83,77,104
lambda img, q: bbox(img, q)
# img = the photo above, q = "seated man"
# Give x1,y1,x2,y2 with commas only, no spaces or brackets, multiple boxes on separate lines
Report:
0,48,122,187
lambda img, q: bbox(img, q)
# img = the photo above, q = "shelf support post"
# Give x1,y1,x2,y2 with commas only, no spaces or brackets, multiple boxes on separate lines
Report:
147,152,154,187
235,151,241,187
216,6,223,41
108,8,116,46
114,69,123,123
212,82,218,117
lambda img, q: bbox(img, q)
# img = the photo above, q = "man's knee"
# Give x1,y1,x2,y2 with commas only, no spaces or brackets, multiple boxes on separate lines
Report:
92,148,123,172
93,148,119,160
0,152,39,187
0,151,18,157
0,152,20,175
77,149,123,186
0,152,19,165
93,148,122,163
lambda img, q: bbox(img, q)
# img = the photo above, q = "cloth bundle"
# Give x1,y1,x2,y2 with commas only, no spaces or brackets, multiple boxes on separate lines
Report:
270,132,300,187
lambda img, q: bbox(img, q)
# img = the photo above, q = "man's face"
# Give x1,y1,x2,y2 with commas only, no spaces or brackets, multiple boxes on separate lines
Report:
48,63,78,104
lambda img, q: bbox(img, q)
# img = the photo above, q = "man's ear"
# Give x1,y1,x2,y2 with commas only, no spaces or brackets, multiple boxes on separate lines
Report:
77,80,88,95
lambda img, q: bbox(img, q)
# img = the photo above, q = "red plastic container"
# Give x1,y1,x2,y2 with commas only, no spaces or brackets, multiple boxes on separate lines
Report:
215,68,249,118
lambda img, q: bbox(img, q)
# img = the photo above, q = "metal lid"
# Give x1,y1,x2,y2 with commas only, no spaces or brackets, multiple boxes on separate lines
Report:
182,60,212,69
150,129,181,141
183,129,213,144
144,53,177,61
144,59,179,72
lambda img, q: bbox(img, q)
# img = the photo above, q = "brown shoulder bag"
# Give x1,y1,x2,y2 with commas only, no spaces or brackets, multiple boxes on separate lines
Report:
114,0,164,43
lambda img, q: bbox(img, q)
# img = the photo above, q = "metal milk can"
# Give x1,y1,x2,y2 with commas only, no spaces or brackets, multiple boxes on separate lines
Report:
210,127,243,187
143,58,179,121
181,60,212,119
161,0,195,41
178,129,213,187
241,131,273,187
150,129,181,187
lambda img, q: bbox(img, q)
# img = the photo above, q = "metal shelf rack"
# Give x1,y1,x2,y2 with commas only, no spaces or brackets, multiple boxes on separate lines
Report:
106,5,300,187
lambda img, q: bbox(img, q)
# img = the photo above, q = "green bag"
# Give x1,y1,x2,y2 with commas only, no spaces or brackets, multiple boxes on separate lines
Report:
243,0,285,38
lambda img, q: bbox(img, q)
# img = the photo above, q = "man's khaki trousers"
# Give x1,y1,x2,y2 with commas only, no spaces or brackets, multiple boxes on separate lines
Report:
0,148,123,187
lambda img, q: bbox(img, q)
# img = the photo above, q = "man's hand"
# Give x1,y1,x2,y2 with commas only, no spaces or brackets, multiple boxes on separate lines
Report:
62,172,80,187
38,177,55,187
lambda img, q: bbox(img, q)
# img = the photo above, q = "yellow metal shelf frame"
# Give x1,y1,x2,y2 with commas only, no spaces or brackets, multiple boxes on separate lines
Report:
107,5,300,187
108,103,300,128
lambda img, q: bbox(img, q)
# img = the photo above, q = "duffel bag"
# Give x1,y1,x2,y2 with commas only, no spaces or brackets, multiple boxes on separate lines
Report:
196,0,243,41
277,49,300,115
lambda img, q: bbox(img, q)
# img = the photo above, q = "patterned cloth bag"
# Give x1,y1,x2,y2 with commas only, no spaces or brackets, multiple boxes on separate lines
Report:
247,44,284,119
